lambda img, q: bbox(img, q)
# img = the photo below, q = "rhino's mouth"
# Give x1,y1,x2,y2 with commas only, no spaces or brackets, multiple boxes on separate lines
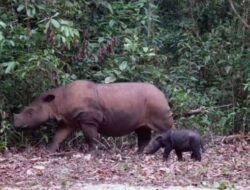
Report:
14,124,30,128
22,124,30,128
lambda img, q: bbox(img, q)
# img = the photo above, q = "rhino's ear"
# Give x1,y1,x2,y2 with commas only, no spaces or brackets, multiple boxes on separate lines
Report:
42,94,55,102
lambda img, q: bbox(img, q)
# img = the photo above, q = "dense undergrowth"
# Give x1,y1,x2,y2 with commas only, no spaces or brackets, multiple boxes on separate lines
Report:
0,0,249,150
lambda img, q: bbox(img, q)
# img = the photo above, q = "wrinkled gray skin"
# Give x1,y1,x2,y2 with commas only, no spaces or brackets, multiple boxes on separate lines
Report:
144,129,204,161
13,80,174,153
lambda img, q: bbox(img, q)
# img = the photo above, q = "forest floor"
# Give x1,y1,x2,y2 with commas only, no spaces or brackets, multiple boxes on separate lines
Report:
0,138,249,190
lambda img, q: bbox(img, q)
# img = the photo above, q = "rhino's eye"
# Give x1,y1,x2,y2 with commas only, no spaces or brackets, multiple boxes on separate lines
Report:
26,108,34,116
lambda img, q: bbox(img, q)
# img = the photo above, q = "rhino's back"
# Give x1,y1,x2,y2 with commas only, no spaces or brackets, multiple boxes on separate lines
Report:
96,82,173,135
97,82,167,107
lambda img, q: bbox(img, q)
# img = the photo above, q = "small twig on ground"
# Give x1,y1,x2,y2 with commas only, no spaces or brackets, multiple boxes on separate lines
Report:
49,151,76,157
93,138,111,152
221,133,249,144
100,137,112,150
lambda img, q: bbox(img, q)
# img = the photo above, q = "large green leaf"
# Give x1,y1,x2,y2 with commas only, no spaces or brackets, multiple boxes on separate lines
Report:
51,19,60,29
2,61,19,74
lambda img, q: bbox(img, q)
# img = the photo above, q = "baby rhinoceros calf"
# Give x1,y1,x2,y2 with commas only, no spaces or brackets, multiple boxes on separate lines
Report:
144,129,204,161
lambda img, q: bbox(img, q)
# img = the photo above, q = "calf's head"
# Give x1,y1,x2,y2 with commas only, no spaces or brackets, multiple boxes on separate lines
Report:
14,94,55,128
144,135,164,154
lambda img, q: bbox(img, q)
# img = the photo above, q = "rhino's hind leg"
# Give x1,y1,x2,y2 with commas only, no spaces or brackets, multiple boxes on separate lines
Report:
48,123,74,152
135,127,151,153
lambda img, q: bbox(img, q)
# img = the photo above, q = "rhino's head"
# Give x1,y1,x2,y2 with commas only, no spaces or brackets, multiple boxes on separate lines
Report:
14,94,55,128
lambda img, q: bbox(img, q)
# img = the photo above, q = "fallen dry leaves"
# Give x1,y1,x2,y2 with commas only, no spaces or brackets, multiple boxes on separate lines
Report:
0,140,249,189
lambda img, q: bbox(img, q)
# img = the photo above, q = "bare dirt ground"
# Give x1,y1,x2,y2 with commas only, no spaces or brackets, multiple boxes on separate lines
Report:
0,140,249,190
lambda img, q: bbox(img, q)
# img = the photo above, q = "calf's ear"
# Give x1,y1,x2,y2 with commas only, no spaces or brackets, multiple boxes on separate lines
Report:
155,135,163,143
42,94,55,102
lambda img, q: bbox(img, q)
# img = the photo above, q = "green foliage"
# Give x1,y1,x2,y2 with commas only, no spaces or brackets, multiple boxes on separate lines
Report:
0,0,249,149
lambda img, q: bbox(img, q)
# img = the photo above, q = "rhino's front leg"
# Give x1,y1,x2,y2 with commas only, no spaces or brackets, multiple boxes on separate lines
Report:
48,123,74,152
74,110,103,152
81,124,100,152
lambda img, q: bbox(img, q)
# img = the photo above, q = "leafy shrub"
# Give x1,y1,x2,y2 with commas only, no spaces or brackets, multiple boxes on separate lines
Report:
0,0,249,150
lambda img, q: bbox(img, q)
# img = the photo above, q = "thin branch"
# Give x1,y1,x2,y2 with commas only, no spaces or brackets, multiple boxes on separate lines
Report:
174,106,208,120
228,0,249,28
183,106,209,117
211,104,233,109
25,0,32,39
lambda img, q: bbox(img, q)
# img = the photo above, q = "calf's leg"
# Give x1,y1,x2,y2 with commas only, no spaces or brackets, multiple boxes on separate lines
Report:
175,150,184,161
163,144,172,161
190,138,202,161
